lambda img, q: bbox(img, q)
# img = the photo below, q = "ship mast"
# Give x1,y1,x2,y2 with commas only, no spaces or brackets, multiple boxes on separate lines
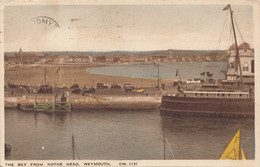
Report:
225,4,243,86
72,134,75,160
162,110,166,159
157,62,160,91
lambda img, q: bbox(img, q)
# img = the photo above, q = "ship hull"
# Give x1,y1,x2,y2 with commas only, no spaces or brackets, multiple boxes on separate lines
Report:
160,95,254,118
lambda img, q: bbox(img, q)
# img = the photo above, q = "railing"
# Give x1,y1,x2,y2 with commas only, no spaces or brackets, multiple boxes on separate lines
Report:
34,102,71,112
183,91,250,99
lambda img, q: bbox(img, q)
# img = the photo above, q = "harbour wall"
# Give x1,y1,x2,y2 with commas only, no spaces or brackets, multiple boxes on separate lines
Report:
5,95,162,110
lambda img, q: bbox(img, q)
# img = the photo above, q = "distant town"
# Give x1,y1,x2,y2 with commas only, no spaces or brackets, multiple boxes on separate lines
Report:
5,49,228,66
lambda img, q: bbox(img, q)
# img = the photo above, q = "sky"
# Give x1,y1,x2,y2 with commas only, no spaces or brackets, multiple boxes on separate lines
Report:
4,5,253,52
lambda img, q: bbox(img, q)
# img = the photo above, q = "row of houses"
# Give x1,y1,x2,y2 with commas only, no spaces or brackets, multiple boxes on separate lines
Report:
5,48,229,65
5,49,44,65
5,49,169,65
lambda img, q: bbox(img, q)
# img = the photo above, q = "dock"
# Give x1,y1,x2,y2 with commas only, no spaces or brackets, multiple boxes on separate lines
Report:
5,94,162,111
20,102,71,112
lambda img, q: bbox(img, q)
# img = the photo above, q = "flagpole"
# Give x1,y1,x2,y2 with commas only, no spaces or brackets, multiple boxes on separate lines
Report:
59,66,62,84
44,66,47,85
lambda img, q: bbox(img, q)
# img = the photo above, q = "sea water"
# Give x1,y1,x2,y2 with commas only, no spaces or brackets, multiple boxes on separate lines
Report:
87,61,229,80
5,109,254,160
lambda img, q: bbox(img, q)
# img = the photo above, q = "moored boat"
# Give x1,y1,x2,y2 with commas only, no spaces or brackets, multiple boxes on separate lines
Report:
161,90,254,117
160,4,255,118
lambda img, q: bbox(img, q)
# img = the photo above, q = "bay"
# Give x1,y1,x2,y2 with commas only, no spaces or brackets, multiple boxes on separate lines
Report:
87,61,229,80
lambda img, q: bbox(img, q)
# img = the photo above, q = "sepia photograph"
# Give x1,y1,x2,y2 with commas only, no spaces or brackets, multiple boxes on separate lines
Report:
1,0,258,166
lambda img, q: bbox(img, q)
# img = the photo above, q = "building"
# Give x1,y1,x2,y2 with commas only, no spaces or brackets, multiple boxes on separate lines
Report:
225,42,254,85
95,56,107,62
5,48,43,65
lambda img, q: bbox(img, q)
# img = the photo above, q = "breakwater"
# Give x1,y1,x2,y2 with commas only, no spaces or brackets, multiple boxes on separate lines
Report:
5,95,162,110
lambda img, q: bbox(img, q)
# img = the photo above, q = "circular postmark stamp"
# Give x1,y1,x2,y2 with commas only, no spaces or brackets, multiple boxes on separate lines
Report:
31,16,60,28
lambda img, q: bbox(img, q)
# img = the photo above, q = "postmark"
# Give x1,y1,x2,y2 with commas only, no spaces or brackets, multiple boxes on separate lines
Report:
31,16,60,28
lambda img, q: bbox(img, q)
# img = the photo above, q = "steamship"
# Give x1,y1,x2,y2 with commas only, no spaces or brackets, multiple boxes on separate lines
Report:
160,5,254,118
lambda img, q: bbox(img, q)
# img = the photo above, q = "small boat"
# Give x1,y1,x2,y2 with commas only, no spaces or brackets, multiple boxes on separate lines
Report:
219,129,246,160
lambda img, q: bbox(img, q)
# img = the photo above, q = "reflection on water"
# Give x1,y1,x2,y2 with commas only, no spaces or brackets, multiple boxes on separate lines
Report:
163,116,254,159
5,109,254,160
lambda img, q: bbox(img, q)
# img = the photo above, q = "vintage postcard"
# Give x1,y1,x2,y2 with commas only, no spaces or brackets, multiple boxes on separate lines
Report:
0,0,259,167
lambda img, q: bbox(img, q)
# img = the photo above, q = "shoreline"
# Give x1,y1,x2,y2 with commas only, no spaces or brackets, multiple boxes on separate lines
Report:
5,64,177,88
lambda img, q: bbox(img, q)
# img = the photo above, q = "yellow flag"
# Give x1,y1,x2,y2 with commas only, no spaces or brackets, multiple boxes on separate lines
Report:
220,130,240,160
241,148,246,160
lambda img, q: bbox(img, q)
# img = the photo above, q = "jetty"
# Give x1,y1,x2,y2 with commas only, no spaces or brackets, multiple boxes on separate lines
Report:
19,102,71,112
5,94,162,111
